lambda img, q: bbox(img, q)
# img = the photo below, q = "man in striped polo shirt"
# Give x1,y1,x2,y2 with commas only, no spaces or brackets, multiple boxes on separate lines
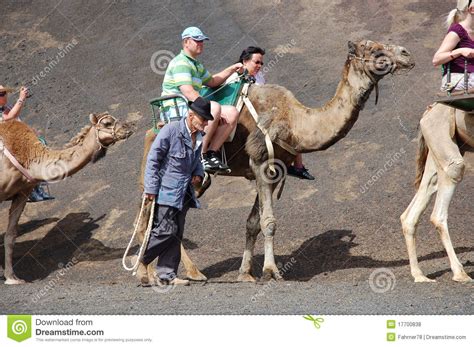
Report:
161,26,243,172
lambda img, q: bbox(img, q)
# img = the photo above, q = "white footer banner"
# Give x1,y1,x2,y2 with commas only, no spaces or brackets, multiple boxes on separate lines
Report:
1,315,472,346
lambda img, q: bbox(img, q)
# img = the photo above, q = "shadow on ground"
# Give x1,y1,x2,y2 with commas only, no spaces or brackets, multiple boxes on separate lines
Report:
200,229,474,281
0,212,131,282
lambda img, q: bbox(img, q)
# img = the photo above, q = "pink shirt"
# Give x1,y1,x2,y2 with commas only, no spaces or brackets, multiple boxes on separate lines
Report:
446,23,474,74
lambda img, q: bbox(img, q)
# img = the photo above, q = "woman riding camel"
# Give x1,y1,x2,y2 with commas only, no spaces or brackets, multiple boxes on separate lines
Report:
236,47,315,180
433,0,474,91
0,84,54,201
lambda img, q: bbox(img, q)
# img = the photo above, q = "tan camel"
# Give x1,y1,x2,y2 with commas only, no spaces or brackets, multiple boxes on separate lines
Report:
400,103,473,283
136,40,415,284
0,113,133,284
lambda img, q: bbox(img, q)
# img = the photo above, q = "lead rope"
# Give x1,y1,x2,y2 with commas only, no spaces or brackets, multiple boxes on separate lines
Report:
122,195,155,274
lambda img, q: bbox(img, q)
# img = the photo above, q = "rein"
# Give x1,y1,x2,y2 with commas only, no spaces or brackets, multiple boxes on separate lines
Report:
348,46,398,105
94,115,118,149
348,53,381,105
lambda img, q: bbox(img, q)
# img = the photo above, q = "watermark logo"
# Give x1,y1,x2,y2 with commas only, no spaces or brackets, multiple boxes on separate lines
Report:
367,50,396,76
7,315,32,342
303,315,324,329
259,158,287,184
369,268,396,293
150,50,175,75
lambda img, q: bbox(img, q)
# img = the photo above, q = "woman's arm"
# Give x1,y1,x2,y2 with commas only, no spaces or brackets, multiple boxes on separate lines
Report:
432,32,474,66
206,63,243,88
4,87,28,120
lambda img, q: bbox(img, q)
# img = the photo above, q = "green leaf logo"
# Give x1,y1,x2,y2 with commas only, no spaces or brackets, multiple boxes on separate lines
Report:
7,315,32,342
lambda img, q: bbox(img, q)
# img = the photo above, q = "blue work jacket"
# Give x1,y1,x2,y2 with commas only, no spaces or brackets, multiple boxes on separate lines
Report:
144,117,204,210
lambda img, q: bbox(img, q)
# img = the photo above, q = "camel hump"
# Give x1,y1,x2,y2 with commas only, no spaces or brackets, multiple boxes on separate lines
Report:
0,120,43,166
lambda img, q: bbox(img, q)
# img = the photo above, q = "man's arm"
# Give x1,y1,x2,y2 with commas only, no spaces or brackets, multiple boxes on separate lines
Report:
179,85,200,102
191,151,204,180
144,126,171,196
205,63,243,88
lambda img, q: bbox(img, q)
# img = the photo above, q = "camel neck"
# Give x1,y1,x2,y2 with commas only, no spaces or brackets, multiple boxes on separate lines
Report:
293,60,374,152
30,126,100,181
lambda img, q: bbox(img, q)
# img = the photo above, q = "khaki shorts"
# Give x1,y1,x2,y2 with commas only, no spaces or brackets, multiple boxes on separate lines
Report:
441,73,474,91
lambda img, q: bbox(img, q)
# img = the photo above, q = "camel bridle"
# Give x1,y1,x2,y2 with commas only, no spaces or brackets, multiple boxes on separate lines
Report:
94,114,119,149
348,44,397,105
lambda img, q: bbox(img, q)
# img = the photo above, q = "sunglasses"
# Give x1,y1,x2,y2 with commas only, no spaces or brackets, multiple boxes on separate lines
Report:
0,92,7,97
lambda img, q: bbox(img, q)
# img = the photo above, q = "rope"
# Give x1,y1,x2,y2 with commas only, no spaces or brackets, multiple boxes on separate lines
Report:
122,195,155,274
1,143,37,183
243,96,276,174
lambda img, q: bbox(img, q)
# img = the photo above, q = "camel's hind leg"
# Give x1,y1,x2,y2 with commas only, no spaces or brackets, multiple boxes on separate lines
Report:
4,191,30,285
418,106,472,282
238,195,260,283
401,153,438,282
430,167,472,283
181,245,207,281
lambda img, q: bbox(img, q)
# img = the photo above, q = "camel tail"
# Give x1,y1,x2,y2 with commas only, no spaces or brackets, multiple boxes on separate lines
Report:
414,130,429,189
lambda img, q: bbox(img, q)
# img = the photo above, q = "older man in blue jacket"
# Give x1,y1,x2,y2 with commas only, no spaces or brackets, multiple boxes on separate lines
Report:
141,97,213,286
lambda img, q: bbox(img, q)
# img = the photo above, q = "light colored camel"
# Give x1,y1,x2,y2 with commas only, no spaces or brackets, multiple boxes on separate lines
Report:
400,103,473,283
136,40,415,284
0,113,133,284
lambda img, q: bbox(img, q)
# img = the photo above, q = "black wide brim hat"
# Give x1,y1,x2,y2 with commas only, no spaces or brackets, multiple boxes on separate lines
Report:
188,96,214,121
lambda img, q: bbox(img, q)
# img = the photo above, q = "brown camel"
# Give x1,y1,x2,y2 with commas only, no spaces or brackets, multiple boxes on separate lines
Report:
400,103,473,283
135,40,415,284
0,113,133,284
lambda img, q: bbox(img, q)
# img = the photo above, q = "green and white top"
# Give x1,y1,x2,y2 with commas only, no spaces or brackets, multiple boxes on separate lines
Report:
161,50,212,107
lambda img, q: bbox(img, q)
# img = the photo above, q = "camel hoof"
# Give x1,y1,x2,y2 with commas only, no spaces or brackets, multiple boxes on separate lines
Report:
452,273,473,283
414,275,436,283
5,277,27,285
186,270,207,282
262,268,283,282
237,273,257,283
135,262,150,286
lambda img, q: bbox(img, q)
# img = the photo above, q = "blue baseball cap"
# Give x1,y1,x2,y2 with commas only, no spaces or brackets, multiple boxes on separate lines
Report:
181,26,209,41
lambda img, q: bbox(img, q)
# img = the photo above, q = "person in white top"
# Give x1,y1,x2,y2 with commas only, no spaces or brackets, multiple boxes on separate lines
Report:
238,47,315,180
0,85,28,121
0,84,55,201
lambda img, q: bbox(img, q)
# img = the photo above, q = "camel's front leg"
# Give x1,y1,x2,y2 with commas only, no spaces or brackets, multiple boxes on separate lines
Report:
401,153,438,282
181,244,207,281
253,161,281,281
4,191,29,285
431,170,472,283
238,195,260,283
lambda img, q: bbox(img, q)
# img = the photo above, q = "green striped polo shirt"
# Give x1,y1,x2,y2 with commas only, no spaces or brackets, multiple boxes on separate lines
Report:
161,50,212,107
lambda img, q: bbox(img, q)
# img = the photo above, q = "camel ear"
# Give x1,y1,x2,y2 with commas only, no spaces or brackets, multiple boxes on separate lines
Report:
348,41,357,55
89,113,98,125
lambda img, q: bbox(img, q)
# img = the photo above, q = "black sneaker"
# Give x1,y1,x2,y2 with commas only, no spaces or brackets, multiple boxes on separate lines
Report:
201,151,229,172
287,165,315,180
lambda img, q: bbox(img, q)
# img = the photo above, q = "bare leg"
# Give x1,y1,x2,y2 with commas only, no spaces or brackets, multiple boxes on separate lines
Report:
400,153,438,282
208,105,239,152
238,195,260,283
182,244,207,281
293,153,304,168
202,101,221,153
4,191,30,285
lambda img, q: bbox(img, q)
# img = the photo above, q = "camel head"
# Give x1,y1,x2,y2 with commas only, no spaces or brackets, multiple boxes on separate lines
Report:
347,40,415,105
348,40,415,80
89,112,134,162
